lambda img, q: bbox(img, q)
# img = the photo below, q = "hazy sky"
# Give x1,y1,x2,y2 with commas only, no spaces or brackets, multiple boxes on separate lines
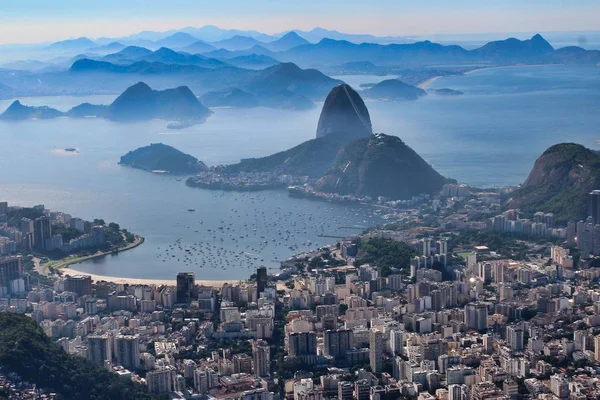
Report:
1,0,599,44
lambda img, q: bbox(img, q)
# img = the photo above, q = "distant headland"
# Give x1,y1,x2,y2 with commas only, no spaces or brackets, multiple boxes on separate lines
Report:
0,82,212,128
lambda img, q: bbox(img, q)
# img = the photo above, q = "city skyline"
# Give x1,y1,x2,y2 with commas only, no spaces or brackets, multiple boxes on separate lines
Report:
1,0,600,44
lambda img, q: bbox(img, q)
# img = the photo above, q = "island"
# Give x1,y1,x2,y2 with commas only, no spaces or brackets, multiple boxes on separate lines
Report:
0,82,212,128
361,79,426,101
119,143,207,174
105,82,211,124
0,100,64,120
432,88,464,96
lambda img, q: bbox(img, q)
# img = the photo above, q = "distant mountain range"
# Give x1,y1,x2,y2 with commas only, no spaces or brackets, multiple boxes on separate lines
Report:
2,32,599,105
0,82,211,126
0,100,64,120
69,59,341,109
38,27,600,67
102,25,413,47
100,46,229,68
56,33,600,71
45,37,97,52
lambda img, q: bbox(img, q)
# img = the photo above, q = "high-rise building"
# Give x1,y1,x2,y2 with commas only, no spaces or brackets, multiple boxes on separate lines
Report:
506,325,524,351
256,266,267,298
176,272,195,304
369,329,384,373
0,255,22,289
448,384,469,400
566,221,576,246
252,339,270,377
338,381,353,400
194,368,219,393
590,190,600,223
65,274,92,297
464,303,489,331
389,329,404,356
0,202,7,215
594,335,600,362
550,374,569,399
34,216,52,252
577,219,594,257
354,379,370,400
287,332,317,357
20,218,34,234
437,239,448,255
147,368,174,394
116,335,140,369
323,329,353,359
20,218,35,249
87,334,112,365
233,354,253,374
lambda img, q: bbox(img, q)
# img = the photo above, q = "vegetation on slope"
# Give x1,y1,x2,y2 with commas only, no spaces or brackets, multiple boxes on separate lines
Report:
508,143,600,223
355,238,417,277
221,130,353,178
0,313,163,400
315,133,447,199
120,143,207,174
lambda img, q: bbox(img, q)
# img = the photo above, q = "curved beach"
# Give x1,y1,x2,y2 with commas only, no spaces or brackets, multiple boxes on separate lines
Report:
63,265,242,288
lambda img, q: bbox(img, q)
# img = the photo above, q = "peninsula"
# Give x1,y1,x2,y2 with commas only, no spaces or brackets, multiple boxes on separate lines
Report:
0,202,143,278
186,83,449,202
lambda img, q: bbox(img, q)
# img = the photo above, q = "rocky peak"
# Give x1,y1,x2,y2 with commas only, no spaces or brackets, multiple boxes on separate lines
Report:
316,83,372,139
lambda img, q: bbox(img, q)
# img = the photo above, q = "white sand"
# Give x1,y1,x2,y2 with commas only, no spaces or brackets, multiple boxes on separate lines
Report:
417,76,442,89
64,266,243,289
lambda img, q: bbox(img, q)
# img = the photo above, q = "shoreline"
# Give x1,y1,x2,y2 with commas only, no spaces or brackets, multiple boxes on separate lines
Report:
418,63,558,89
417,76,442,89
62,265,243,288
42,234,145,273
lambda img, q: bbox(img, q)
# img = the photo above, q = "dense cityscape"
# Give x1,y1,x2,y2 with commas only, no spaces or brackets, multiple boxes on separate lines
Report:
2,182,600,399
1,2,599,400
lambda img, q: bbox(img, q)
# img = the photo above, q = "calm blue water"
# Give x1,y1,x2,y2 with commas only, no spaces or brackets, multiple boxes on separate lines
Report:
0,64,599,279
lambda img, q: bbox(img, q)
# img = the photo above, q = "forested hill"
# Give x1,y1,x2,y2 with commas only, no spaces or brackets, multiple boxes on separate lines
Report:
0,313,164,400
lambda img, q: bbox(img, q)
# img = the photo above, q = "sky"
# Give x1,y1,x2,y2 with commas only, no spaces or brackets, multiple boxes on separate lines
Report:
1,0,599,44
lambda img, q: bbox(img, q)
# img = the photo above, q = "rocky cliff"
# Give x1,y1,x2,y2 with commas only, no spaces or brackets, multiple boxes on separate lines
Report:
314,133,447,199
316,83,372,139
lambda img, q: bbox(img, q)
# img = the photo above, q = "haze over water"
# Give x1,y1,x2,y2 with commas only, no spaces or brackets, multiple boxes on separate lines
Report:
1,64,599,280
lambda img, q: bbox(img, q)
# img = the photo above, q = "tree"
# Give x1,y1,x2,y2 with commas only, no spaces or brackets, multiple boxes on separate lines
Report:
355,238,416,277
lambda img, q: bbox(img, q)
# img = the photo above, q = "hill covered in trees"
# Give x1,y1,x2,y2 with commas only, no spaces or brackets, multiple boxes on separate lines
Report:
0,313,163,400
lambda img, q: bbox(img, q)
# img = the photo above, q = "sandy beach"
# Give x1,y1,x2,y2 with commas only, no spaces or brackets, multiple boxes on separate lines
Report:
63,266,243,288
418,64,557,89
417,76,442,89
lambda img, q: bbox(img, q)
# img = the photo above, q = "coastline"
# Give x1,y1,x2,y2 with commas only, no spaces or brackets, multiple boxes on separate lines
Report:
40,234,146,274
417,76,442,89
62,265,242,288
417,63,558,89
463,63,556,76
